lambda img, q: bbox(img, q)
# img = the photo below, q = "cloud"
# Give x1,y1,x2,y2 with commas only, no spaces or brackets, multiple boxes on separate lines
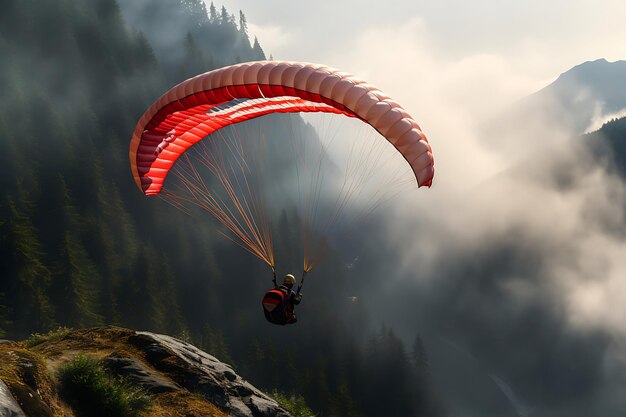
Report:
293,18,626,414
247,23,294,59
585,106,626,133
210,3,626,414
365,132,626,415
320,17,558,199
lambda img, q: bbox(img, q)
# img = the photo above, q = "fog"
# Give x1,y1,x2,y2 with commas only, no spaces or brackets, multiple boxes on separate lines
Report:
269,13,626,416
124,3,626,413
6,0,626,414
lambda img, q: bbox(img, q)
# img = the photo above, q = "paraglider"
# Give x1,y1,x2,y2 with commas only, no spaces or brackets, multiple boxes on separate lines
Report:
129,60,435,325
262,273,303,325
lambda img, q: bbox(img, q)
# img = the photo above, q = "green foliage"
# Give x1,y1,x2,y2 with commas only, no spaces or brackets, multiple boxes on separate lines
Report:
233,322,445,417
25,326,72,348
198,323,235,366
0,291,8,338
0,2,447,416
239,11,248,35
4,194,56,335
51,176,104,327
209,2,218,21
252,36,266,59
0,0,264,341
271,390,316,417
117,0,263,82
58,355,151,417
585,116,626,178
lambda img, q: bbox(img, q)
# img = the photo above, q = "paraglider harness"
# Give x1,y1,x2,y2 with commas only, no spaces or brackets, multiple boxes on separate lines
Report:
262,269,306,325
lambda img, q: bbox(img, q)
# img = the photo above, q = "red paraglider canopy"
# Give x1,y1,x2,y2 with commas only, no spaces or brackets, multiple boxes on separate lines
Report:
130,61,434,196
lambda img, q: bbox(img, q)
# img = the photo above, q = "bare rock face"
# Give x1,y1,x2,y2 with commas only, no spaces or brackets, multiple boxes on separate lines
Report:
0,327,291,417
102,354,182,393
0,380,26,417
129,331,291,417
1,350,52,417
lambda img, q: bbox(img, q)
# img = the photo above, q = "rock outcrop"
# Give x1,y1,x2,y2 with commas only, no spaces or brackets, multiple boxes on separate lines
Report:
0,327,292,417
0,380,26,417
130,332,291,417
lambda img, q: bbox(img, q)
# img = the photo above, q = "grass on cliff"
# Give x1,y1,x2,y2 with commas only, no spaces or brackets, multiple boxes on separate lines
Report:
58,354,151,417
25,327,72,347
271,390,316,417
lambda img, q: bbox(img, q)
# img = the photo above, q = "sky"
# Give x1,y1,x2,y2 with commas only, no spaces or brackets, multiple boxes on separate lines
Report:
5,2,626,416
207,2,626,416
225,0,626,107
218,0,626,190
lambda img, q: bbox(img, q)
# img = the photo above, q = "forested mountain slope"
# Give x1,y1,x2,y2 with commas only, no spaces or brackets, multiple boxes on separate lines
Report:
0,1,443,416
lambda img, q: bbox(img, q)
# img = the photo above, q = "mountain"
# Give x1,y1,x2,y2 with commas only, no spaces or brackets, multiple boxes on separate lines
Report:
116,0,265,83
0,0,267,341
0,326,292,417
586,115,626,177
483,59,626,155
0,2,445,417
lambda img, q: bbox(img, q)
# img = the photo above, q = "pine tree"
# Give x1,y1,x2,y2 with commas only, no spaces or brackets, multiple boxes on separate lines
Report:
4,193,56,335
88,148,122,325
209,2,217,22
174,222,223,331
252,36,266,60
154,256,186,335
410,334,444,417
334,381,359,417
238,10,251,49
181,0,209,26
315,365,333,415
0,290,10,338
361,326,416,417
0,115,16,193
239,11,248,35
134,31,158,69
119,245,186,334
220,6,229,25
242,336,264,377
112,186,139,253
412,334,430,377
181,31,206,77
201,323,234,366
55,230,104,327
122,245,161,331
52,176,103,328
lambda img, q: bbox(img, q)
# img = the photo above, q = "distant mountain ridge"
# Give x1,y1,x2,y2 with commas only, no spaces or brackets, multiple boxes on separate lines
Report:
484,58,626,155
530,58,626,132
